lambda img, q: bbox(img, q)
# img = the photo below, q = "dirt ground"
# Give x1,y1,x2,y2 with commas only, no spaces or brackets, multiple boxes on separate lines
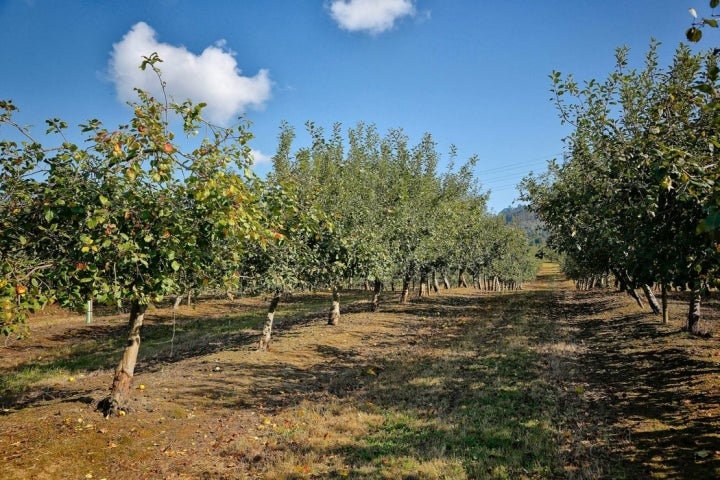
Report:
1,266,719,479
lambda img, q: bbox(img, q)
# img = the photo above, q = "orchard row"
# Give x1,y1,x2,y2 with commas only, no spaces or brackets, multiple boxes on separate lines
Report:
0,55,537,415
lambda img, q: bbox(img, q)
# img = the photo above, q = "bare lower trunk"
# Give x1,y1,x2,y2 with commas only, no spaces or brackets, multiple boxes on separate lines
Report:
258,291,281,351
173,294,184,309
687,284,702,335
400,276,411,304
612,268,645,309
662,284,669,324
418,271,429,297
371,279,382,312
458,267,468,288
328,286,340,325
641,284,661,315
100,300,147,417
442,274,450,290
432,272,439,294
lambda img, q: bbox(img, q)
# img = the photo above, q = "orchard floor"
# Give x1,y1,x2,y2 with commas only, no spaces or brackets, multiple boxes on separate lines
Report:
2,264,720,479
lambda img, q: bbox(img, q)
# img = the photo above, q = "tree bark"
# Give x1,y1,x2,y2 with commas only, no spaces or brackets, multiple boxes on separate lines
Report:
432,271,440,294
661,284,669,324
173,294,184,309
641,284,661,315
457,267,468,288
328,286,340,325
442,274,450,290
258,290,281,351
371,279,382,312
612,268,645,309
100,300,147,417
418,271,429,297
687,284,702,335
400,275,411,304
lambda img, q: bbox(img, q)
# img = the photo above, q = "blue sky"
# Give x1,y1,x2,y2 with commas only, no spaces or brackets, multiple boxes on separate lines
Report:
0,0,700,211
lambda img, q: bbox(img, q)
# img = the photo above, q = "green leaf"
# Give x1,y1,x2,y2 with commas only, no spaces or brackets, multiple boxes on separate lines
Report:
712,0,719,8
703,18,719,27
171,260,181,272
697,83,714,94
99,195,110,206
686,27,703,42
44,209,54,222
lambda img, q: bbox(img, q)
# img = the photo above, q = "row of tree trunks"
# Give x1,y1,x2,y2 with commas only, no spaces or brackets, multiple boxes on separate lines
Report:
471,275,521,292
609,270,707,334
575,274,610,290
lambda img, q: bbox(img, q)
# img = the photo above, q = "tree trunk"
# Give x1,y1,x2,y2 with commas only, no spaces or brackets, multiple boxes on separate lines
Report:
400,276,411,304
418,271,428,297
457,267,468,288
442,274,450,290
687,284,702,335
328,286,340,325
432,271,440,294
100,300,147,417
641,284,661,315
371,279,382,312
258,290,281,351
612,268,645,309
173,294,184,309
661,284,669,324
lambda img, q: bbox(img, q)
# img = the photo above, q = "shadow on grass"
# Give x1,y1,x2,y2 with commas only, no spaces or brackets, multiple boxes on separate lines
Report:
4,272,719,478
558,288,720,479
0,291,377,411
171,287,574,478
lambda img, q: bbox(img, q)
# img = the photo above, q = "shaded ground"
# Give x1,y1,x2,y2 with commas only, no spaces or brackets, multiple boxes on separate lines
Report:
0,265,719,479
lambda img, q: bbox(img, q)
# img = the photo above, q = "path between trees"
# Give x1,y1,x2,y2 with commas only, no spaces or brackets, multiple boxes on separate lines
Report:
1,264,719,479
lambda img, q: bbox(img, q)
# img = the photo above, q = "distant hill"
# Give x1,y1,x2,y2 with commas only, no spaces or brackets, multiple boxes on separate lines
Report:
499,205,548,247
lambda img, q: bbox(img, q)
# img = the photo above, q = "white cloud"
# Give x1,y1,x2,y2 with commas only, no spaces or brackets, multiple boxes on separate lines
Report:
109,22,272,125
249,149,271,165
329,0,416,34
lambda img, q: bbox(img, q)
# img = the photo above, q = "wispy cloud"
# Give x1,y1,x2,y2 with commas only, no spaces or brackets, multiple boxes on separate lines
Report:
329,0,416,34
109,22,272,125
